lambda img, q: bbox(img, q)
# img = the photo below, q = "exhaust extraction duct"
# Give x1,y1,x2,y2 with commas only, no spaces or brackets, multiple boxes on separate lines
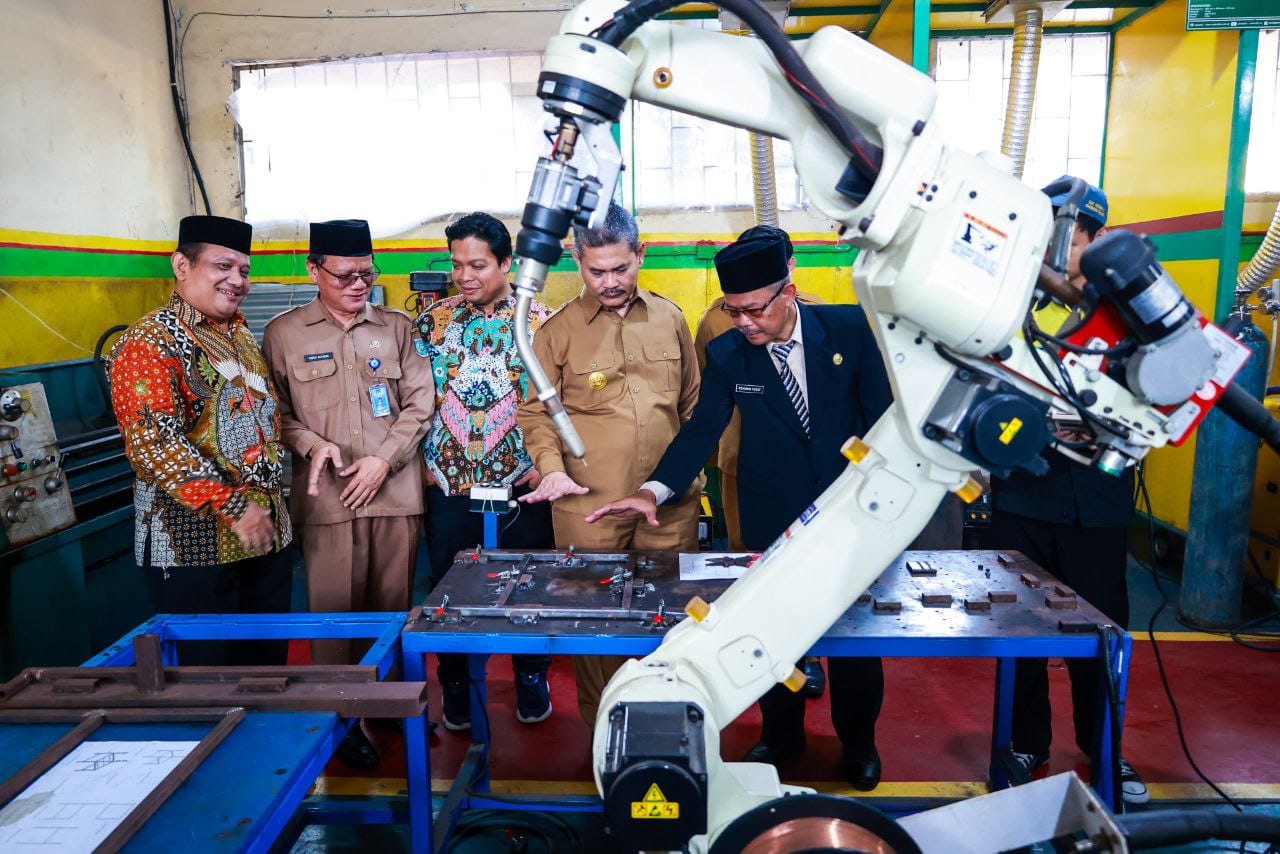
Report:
985,1,1070,179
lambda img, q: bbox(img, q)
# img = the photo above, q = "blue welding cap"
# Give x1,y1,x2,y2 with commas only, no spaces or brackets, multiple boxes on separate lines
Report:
1048,175,1108,228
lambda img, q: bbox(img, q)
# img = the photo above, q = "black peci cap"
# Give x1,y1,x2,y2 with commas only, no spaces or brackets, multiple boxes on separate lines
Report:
178,215,252,255
737,224,794,259
714,232,790,294
309,219,373,257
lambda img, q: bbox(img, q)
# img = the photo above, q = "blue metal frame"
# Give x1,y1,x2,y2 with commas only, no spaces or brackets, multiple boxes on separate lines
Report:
84,611,406,678
400,624,1132,853
62,611,417,851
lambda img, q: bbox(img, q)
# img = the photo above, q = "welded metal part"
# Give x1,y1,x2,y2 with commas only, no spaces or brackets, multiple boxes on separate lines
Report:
436,605,668,623
0,635,429,718
906,559,937,577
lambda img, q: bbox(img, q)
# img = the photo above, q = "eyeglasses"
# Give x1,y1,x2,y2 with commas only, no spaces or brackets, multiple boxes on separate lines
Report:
317,260,380,287
720,283,788,319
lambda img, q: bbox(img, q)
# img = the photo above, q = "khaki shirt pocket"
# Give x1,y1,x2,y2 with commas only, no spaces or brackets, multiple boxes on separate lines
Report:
364,359,403,396
290,359,342,410
642,336,681,392
564,350,622,411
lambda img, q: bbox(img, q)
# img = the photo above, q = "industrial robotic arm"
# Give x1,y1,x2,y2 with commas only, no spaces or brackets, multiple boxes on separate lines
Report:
508,2,1276,848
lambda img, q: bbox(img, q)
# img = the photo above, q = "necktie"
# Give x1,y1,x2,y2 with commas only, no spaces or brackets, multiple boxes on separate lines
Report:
770,340,809,436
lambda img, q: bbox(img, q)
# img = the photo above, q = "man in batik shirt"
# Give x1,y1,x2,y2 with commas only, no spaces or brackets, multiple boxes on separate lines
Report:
109,215,291,665
416,212,555,728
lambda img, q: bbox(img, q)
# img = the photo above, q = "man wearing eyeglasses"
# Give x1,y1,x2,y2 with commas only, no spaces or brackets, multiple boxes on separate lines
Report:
585,229,893,790
263,219,434,765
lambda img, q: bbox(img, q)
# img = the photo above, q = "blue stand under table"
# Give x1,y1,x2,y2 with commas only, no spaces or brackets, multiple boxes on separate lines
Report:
400,548,1131,853
0,611,422,852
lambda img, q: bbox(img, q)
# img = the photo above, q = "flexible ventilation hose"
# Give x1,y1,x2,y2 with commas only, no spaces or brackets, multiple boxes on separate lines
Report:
749,131,779,226
1238,200,1280,292
999,4,1044,179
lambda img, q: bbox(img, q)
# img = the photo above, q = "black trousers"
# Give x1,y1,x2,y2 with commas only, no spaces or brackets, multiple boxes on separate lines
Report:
980,513,1130,756
426,484,554,682
142,540,293,666
759,657,884,755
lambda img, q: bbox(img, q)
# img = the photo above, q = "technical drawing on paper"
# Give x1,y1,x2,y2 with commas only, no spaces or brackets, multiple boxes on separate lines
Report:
0,739,199,851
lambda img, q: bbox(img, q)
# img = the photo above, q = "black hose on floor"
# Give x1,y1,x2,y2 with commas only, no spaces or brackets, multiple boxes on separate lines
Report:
1121,810,1280,849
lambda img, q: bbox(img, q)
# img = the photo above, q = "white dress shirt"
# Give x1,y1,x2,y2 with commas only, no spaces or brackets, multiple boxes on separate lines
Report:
642,305,806,506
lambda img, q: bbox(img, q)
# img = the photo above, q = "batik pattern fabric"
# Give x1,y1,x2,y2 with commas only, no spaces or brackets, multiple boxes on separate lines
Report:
415,294,550,496
109,293,292,567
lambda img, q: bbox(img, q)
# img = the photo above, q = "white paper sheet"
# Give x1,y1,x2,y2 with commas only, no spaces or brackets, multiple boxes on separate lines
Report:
0,740,199,851
678,552,758,581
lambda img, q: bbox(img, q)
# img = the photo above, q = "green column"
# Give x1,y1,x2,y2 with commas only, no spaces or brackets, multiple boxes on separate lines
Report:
912,0,931,72
1215,28,1260,323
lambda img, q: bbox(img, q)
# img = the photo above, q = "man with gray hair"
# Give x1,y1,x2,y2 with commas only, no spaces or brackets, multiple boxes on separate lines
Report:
518,202,702,726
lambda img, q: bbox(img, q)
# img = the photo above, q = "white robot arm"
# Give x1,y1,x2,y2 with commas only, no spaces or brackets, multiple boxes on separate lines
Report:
508,2,1271,848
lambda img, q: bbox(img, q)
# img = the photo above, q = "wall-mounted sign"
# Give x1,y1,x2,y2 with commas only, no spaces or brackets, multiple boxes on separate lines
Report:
1187,1,1280,30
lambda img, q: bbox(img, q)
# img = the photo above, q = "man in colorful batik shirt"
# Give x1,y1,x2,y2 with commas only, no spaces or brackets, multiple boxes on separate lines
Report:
416,212,554,728
109,214,291,665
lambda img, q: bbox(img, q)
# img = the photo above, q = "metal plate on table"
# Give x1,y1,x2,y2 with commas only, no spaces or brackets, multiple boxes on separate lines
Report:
408,549,1113,640
828,550,1112,639
412,548,725,637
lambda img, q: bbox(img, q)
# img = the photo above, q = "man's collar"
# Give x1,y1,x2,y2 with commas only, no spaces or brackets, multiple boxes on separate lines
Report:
169,291,245,330
301,297,384,327
773,300,803,347
459,292,514,319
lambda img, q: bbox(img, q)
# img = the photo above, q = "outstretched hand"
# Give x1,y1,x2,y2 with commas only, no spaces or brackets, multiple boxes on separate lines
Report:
583,489,660,527
517,471,588,504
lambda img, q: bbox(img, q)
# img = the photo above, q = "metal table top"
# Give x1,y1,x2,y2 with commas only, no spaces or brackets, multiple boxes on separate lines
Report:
404,549,1117,657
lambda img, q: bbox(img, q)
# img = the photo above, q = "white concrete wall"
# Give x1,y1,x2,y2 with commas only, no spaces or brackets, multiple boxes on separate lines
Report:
1,0,191,239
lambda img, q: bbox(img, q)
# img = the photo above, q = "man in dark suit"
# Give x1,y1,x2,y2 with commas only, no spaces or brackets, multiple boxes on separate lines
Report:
584,231,893,790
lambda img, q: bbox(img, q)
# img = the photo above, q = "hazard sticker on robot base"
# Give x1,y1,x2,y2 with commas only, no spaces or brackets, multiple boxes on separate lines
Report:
631,783,680,819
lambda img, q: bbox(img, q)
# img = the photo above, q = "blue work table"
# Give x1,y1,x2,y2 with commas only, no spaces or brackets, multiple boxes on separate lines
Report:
1,611,417,853
0,713,339,852
400,548,1131,853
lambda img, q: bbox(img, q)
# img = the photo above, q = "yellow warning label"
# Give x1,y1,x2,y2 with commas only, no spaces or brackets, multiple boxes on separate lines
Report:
997,417,1023,445
631,783,679,819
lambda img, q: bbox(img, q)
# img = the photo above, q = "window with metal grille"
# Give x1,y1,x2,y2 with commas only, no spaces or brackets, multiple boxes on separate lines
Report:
1246,29,1280,194
232,36,803,230
931,33,1111,190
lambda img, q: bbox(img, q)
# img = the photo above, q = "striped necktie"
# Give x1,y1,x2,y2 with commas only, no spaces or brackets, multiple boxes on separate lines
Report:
770,340,809,436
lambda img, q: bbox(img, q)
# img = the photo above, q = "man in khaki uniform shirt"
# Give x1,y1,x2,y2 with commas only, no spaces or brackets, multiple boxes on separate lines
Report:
518,203,702,726
693,225,820,551
264,220,434,673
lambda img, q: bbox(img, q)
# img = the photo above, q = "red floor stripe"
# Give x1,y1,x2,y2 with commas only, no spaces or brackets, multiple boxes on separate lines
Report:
332,639,1280,787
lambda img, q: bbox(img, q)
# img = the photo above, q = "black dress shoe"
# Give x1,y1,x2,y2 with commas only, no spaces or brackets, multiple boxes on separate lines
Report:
742,737,806,765
801,657,826,699
336,725,381,770
844,745,881,791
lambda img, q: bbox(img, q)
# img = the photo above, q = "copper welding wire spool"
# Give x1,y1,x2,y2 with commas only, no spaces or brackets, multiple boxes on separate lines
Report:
708,794,921,854
741,815,899,853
